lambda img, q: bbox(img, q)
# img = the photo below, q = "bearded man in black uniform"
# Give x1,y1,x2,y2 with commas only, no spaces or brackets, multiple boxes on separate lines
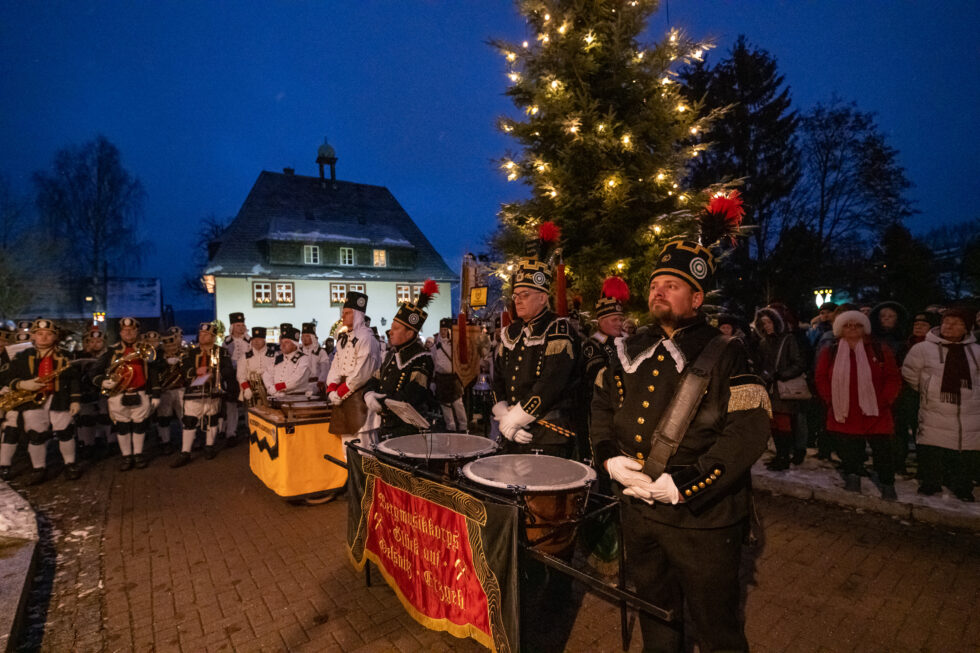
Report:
590,239,771,653
492,223,580,458
363,281,438,438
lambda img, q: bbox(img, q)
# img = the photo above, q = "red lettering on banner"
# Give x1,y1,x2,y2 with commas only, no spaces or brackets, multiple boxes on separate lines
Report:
365,478,491,637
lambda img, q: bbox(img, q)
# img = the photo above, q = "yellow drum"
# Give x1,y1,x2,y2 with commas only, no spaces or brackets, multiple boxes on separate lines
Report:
248,403,347,499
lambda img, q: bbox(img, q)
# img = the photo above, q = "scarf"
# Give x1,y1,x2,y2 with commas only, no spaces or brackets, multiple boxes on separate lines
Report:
831,340,879,423
940,343,972,404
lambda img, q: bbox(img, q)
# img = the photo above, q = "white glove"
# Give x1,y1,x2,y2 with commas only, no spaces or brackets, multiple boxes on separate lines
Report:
150,398,160,411
513,428,533,444
364,391,386,414
18,378,44,392
498,405,535,440
69,402,81,417
491,401,509,420
101,378,118,390
328,391,342,406
166,357,179,365
605,456,653,488
243,387,253,401
623,473,682,505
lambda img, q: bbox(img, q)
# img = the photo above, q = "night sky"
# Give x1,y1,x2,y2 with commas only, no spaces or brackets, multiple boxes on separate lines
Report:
2,1,977,310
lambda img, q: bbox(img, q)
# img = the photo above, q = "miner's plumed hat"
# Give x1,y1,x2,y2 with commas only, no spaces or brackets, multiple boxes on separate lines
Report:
251,326,267,339
301,322,317,335
343,291,368,312
439,317,453,330
198,322,218,335
228,312,245,325
166,326,183,336
280,326,300,342
394,280,438,333
650,240,716,294
595,277,629,320
142,330,161,342
119,317,140,329
514,222,561,293
16,320,31,331
30,318,58,333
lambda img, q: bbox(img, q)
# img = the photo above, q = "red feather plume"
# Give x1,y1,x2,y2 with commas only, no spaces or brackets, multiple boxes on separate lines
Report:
601,276,630,303
707,190,745,224
701,190,745,246
416,279,439,310
538,221,561,243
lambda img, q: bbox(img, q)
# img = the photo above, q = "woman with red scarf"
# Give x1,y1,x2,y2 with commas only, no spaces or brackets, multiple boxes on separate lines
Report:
815,311,902,499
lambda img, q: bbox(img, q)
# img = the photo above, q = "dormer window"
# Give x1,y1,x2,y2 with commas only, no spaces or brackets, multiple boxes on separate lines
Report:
304,245,320,265
373,249,387,267
340,247,355,266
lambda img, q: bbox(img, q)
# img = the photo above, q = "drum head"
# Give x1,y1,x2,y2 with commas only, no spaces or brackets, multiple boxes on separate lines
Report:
376,433,498,460
462,455,596,492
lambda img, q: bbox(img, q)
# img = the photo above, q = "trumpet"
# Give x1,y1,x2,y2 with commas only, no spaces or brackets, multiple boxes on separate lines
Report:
102,342,156,397
0,364,73,412
247,372,268,407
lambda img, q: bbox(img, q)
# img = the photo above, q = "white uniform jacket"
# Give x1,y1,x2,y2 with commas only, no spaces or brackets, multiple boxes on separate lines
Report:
262,350,309,397
237,346,276,398
325,324,381,400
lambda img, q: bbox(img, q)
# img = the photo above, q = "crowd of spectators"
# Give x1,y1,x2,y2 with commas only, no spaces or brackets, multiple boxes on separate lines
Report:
719,301,980,502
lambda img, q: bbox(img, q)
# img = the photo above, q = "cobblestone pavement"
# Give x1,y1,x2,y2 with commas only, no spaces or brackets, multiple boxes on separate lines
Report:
6,442,980,652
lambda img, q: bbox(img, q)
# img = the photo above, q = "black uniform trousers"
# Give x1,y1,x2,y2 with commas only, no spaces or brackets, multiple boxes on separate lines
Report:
623,499,748,653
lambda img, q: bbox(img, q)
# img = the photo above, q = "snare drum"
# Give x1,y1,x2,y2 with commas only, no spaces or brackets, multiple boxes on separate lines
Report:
375,433,498,478
462,454,596,554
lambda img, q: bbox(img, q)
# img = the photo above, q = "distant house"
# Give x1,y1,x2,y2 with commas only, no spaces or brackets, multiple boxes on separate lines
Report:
204,144,455,340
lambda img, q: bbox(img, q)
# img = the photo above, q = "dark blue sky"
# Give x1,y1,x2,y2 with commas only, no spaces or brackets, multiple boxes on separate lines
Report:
2,1,977,309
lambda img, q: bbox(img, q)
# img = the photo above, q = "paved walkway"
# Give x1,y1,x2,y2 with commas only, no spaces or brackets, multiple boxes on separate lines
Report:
5,443,980,652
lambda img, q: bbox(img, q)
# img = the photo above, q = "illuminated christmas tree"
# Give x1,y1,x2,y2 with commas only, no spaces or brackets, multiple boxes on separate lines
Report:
491,0,730,306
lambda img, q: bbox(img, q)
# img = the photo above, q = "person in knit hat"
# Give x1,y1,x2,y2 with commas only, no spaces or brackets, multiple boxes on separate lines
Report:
902,306,980,501
815,310,902,498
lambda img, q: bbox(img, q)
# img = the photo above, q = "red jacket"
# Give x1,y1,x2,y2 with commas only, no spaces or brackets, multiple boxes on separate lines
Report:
815,337,901,437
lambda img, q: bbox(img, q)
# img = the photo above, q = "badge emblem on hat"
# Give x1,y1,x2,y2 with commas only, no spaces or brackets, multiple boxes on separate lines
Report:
357,297,366,308
690,257,708,280
532,271,547,286
661,254,671,262
408,313,420,325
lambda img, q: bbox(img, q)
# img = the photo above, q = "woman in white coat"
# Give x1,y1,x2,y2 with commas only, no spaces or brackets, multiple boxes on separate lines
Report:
902,308,980,501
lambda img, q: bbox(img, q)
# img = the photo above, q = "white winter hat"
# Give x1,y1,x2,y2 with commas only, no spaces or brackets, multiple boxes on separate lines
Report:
832,310,872,337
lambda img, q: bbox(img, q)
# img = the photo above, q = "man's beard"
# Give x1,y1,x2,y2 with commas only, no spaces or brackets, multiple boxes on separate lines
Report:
650,302,679,327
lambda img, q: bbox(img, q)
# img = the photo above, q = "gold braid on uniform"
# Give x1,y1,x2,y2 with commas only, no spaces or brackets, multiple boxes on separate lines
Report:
594,367,605,389
545,338,573,357
727,374,772,417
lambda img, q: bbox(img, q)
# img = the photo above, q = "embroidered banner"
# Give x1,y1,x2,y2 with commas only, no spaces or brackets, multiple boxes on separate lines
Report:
347,447,518,652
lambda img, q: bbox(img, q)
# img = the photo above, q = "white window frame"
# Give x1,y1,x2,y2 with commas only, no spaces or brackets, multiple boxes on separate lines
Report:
340,247,355,266
304,245,320,265
275,282,294,306
253,282,272,306
348,283,366,295
330,283,347,305
412,284,423,301
396,284,412,304
373,249,387,267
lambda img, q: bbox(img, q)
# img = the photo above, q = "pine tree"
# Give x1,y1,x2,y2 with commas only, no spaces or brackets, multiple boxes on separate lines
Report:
490,0,724,305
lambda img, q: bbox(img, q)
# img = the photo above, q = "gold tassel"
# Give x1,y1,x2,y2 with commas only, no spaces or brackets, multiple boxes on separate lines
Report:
728,384,772,417
410,371,427,386
594,368,606,389
545,338,573,357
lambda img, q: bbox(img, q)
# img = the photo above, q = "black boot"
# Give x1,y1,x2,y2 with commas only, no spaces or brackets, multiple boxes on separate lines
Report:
65,462,83,481
204,445,217,460
27,467,46,485
119,456,134,472
170,452,191,468
844,474,861,493
160,441,176,455
880,484,897,501
0,465,12,481
225,435,239,448
134,454,148,469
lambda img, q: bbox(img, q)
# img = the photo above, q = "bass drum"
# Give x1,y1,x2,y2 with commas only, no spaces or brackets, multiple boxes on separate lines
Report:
375,433,498,478
462,454,596,555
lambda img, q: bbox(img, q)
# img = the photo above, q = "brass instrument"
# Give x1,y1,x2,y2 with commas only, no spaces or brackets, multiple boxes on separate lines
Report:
0,363,73,412
247,372,269,407
159,355,184,390
102,342,156,397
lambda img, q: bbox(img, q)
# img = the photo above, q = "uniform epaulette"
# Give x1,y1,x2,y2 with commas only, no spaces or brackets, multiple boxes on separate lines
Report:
545,317,572,339
274,353,284,364
728,374,771,416
289,351,305,364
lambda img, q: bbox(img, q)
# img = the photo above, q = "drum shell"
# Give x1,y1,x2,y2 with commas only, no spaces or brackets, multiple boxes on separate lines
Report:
523,487,590,555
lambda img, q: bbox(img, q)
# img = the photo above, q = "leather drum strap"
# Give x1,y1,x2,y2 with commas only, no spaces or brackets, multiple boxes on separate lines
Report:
641,335,731,480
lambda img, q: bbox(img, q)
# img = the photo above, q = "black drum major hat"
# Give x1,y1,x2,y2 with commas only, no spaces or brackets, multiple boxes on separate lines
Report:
301,322,317,335
394,280,438,333
229,312,245,324
343,291,368,312
514,222,561,293
650,240,716,294
251,326,267,339
280,326,300,342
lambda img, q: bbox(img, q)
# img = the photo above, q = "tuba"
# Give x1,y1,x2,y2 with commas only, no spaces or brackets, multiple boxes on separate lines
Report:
102,342,156,397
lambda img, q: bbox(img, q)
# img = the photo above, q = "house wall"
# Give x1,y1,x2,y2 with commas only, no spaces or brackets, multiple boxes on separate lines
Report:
214,276,453,340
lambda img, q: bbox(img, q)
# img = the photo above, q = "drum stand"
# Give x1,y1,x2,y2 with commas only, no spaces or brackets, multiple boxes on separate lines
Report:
341,440,677,651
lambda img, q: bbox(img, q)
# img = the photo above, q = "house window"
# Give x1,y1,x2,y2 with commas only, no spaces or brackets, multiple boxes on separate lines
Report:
349,283,366,295
304,245,320,265
253,282,273,305
412,284,424,301
275,282,294,306
340,247,355,266
330,283,347,305
396,284,412,304
373,249,387,267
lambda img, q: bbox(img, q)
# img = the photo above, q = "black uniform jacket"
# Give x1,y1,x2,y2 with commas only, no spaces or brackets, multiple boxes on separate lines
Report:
180,345,234,400
590,314,771,528
582,332,617,390
6,347,81,411
93,342,161,399
492,309,581,446
364,339,434,436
